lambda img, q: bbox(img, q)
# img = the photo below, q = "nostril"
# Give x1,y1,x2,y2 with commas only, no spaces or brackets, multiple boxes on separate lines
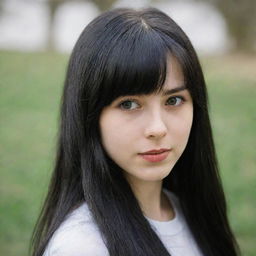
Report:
144,112,168,138
145,126,167,139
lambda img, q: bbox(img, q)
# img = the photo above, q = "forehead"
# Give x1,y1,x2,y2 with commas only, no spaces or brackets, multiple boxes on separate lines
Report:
165,57,184,85
154,56,185,94
98,49,186,108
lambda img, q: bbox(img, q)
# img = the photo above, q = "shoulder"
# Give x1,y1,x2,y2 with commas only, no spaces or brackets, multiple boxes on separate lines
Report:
43,203,109,256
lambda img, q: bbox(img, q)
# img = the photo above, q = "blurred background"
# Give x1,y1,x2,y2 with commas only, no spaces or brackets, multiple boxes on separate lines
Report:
0,0,255,255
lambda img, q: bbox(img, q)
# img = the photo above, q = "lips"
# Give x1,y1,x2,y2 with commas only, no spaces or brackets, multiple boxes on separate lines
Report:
141,148,170,154
138,148,171,163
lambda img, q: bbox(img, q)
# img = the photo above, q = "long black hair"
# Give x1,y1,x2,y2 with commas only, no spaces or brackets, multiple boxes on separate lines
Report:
31,8,240,256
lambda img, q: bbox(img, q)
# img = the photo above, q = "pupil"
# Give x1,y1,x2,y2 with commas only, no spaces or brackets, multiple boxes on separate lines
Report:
122,101,132,109
169,98,176,105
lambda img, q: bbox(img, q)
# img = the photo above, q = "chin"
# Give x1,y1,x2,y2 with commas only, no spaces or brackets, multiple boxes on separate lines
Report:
136,168,172,182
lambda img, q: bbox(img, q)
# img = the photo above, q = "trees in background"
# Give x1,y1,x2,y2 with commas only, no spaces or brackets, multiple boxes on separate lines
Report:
46,0,118,50
1,0,254,52
200,0,256,52
0,0,3,15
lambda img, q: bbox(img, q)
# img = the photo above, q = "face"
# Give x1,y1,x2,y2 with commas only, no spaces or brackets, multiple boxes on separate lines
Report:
99,57,193,186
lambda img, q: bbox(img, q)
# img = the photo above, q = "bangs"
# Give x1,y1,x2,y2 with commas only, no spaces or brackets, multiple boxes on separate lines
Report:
98,27,170,106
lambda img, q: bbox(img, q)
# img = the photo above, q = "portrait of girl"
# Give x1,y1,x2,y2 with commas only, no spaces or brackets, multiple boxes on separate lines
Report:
31,7,240,256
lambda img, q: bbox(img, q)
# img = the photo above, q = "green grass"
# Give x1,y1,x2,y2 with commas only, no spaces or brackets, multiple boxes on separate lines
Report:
0,51,255,256
0,51,67,256
202,55,256,255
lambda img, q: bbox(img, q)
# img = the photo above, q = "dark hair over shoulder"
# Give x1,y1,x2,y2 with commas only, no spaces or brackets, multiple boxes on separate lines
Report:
31,7,240,256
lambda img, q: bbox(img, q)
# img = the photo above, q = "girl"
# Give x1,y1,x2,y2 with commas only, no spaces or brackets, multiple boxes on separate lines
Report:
31,8,240,256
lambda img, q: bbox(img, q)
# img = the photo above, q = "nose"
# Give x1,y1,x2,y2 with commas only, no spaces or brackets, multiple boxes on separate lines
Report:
144,110,167,139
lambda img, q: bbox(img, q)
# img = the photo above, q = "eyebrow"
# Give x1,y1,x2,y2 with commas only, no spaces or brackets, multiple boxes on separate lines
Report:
115,85,187,102
162,85,187,95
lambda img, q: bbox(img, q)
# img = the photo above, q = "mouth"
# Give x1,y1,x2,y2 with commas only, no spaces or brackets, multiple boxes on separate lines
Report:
138,148,171,163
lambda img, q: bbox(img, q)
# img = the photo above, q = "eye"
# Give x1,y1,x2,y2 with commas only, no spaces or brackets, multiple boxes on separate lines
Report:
166,96,184,106
119,100,140,110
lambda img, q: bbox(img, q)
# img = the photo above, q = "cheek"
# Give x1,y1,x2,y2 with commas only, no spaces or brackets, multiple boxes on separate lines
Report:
100,121,116,152
172,110,193,146
101,118,129,144
99,112,132,158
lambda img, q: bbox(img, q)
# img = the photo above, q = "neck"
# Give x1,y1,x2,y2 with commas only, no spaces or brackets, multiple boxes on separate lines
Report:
126,177,174,221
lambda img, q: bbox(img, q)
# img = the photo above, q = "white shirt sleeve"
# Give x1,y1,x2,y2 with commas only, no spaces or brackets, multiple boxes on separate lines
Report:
43,204,109,256
43,224,109,256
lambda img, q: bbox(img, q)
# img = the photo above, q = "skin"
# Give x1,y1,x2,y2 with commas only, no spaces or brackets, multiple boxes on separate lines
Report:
99,57,193,221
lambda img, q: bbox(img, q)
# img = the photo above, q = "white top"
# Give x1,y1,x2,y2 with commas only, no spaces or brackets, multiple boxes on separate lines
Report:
43,190,203,256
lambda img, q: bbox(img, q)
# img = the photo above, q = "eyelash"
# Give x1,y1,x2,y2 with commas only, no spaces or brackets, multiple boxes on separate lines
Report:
118,98,140,110
165,96,185,106
118,96,185,110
